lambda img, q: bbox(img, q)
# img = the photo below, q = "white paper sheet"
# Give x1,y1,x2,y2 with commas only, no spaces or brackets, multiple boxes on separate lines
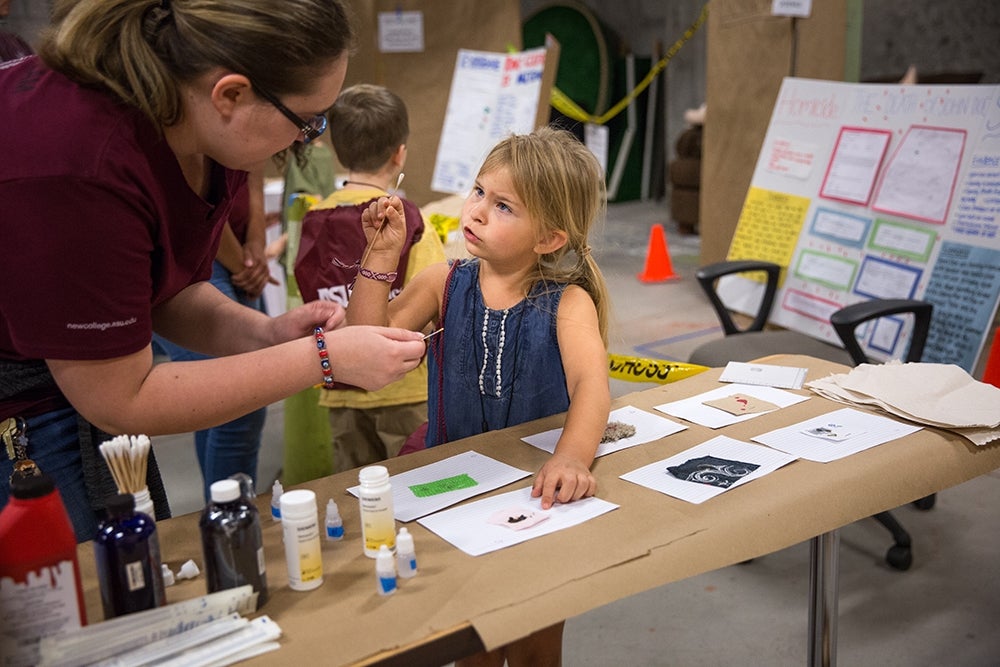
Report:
620,436,798,504
346,451,531,522
417,486,619,556
718,361,808,389
654,383,810,428
521,405,687,457
751,407,922,462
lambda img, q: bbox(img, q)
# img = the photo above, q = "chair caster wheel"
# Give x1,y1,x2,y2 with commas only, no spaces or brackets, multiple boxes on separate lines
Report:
912,495,935,511
886,545,912,571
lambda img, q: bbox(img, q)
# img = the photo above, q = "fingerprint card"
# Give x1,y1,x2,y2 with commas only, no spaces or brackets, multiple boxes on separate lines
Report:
753,407,922,462
801,423,863,442
487,507,550,531
667,455,761,488
620,435,798,504
418,486,619,556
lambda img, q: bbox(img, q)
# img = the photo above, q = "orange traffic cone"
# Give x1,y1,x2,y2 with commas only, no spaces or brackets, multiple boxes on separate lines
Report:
983,327,1000,389
637,223,679,282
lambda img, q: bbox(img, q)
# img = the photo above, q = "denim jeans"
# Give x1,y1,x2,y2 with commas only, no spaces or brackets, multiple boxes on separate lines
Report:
153,261,269,501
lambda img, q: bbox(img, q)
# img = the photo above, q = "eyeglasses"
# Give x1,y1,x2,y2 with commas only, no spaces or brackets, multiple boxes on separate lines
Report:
253,85,327,144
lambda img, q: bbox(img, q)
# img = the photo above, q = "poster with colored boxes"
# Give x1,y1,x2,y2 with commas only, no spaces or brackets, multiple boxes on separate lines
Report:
719,77,1000,372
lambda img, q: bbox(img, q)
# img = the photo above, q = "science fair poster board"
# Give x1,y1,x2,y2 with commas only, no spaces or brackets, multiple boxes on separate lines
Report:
432,47,550,195
719,77,1000,373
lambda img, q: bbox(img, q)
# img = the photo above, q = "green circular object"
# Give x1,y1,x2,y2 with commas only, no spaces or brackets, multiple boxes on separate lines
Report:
523,2,613,115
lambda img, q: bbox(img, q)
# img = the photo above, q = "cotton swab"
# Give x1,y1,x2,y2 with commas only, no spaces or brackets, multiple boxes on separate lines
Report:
99,434,152,493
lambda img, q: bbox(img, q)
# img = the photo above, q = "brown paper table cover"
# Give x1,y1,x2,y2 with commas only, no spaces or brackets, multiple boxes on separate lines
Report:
73,355,1000,665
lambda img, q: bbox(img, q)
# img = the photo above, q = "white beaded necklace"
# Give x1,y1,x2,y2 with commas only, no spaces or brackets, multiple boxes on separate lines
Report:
478,306,509,397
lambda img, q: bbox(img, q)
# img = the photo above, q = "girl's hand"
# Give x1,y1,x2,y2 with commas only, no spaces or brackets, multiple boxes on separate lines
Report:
360,195,406,257
531,452,598,509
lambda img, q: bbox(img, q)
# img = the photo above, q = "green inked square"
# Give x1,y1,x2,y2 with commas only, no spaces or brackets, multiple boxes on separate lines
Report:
409,473,478,498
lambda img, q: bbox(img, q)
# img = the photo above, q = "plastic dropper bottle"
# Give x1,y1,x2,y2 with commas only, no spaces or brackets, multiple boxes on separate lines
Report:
325,498,344,541
375,544,397,596
270,479,283,522
395,527,417,578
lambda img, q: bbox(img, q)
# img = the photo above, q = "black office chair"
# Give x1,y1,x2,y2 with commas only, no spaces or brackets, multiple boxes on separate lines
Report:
690,259,935,570
689,261,856,367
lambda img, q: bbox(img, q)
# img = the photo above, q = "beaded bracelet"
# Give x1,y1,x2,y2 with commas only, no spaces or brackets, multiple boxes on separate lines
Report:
358,266,398,283
313,326,335,389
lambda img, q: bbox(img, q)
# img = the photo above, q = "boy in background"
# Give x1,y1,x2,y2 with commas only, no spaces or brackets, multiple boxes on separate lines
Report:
292,84,443,475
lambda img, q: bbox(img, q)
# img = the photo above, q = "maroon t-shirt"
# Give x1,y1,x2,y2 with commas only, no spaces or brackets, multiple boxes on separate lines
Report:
0,57,247,417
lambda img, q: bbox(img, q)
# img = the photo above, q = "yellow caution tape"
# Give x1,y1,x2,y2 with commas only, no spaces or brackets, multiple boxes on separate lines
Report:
608,353,709,384
550,3,709,126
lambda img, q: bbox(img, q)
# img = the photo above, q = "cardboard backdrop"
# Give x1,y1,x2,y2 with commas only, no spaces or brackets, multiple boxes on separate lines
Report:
702,0,853,265
340,0,524,206
717,77,1000,373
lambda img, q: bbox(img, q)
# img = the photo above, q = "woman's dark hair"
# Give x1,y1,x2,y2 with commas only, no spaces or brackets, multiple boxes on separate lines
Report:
39,0,355,126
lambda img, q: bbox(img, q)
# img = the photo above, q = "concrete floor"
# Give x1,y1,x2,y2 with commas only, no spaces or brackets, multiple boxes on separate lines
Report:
154,200,1000,666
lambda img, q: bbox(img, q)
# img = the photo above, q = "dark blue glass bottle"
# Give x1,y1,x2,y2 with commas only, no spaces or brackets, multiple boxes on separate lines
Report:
93,493,165,619
199,479,269,607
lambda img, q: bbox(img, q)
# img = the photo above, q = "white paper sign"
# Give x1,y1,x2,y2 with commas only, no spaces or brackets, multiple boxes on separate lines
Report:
377,11,424,53
771,0,812,18
432,48,547,194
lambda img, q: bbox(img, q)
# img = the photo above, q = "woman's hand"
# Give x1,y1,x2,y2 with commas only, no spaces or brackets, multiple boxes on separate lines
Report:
230,239,275,299
267,300,346,344
531,452,598,510
324,324,426,391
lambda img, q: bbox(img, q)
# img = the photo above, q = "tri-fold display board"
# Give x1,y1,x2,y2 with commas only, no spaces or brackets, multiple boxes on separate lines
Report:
719,77,1000,373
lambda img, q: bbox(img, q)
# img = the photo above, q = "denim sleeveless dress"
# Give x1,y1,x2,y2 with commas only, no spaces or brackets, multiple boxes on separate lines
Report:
426,259,570,446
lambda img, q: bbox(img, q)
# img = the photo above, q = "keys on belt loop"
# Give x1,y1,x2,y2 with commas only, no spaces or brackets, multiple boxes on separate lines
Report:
2,416,39,482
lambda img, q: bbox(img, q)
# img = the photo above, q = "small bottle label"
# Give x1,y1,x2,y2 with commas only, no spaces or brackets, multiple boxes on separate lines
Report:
125,560,146,592
298,544,323,583
326,523,344,540
378,575,397,595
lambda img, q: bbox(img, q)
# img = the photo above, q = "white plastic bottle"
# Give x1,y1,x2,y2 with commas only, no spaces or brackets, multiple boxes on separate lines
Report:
358,466,395,558
132,486,155,523
325,498,344,541
279,489,323,591
395,527,417,578
375,544,397,596
270,480,283,522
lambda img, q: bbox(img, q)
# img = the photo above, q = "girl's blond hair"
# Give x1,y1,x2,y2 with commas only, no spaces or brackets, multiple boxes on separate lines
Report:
39,0,355,127
478,126,611,344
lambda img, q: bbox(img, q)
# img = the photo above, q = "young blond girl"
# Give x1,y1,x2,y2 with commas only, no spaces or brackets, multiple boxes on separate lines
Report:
347,127,611,665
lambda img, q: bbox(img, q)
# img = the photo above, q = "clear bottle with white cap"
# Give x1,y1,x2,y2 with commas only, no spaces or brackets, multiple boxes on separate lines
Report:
270,480,283,522
280,489,324,591
375,544,397,596
395,527,417,578
325,498,344,541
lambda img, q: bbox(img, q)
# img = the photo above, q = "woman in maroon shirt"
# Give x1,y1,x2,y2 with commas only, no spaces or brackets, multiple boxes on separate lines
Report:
0,0,426,541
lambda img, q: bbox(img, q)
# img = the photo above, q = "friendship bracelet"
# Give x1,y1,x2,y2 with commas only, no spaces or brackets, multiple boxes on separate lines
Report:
313,326,335,389
358,266,398,283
